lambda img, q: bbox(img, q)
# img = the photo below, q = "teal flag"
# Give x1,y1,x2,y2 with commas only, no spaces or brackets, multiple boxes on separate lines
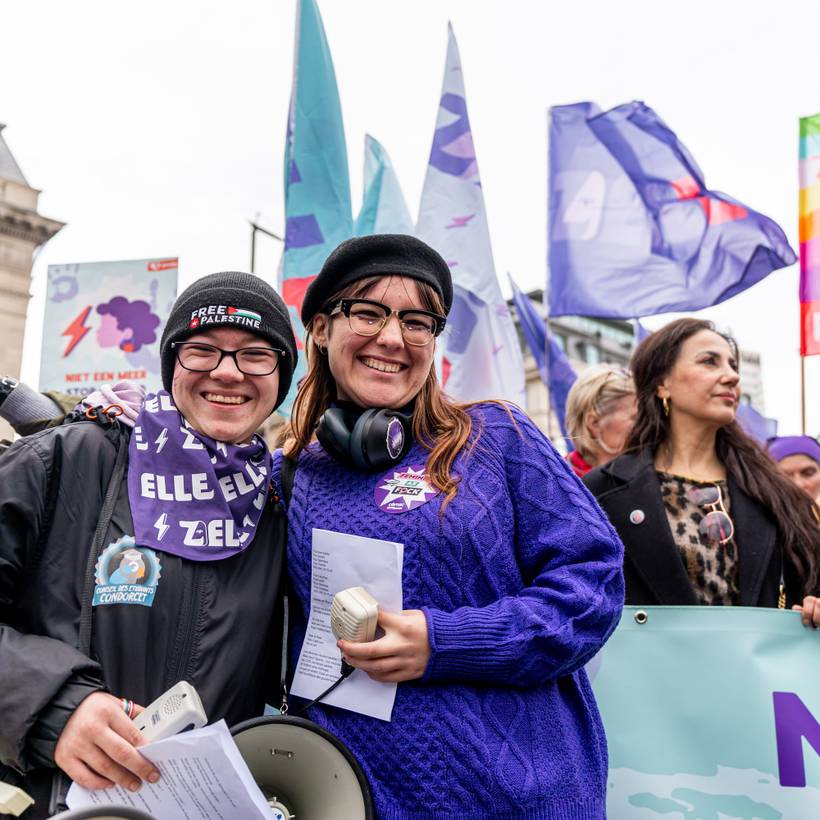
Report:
279,0,353,412
591,606,820,817
355,135,413,236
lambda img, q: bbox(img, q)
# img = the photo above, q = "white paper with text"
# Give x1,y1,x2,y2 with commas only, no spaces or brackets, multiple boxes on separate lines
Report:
290,528,404,721
66,720,274,819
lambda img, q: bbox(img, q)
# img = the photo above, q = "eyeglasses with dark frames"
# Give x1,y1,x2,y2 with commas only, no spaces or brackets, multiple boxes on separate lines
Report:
172,342,284,376
685,483,735,545
327,298,446,346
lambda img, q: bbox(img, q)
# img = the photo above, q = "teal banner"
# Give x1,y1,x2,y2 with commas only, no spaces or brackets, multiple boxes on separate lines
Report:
280,0,353,415
591,606,820,818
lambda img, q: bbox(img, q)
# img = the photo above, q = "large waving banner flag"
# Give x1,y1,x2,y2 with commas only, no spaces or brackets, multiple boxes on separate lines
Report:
549,102,797,318
280,0,353,410
591,606,820,817
416,25,525,405
799,113,820,356
355,135,414,236
509,276,576,440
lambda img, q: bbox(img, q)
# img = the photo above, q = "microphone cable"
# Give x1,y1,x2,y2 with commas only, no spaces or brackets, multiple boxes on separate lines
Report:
291,659,355,716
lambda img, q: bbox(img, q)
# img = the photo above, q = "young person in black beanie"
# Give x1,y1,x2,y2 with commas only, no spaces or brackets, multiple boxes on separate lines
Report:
0,272,296,817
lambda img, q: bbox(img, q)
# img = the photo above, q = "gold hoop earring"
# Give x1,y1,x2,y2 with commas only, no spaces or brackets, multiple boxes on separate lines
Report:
662,397,670,417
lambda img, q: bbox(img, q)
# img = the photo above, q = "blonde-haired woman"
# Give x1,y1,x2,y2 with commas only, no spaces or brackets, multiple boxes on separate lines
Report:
565,364,637,478
276,234,624,820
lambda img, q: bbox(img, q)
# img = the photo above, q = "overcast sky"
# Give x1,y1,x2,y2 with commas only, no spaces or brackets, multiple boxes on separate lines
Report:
2,0,818,432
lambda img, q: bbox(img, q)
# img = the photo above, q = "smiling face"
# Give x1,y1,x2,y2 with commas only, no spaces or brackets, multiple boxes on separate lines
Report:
777,453,820,502
657,329,740,428
311,276,437,409
171,326,280,443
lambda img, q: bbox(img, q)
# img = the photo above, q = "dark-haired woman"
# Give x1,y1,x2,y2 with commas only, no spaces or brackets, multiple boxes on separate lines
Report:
277,234,624,819
584,318,820,628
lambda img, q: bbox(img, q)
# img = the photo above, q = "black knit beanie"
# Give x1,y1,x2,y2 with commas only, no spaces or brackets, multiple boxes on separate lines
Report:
160,271,297,408
300,234,453,325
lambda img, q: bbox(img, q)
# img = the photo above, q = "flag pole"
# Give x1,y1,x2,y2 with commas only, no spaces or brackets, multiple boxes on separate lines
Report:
248,220,283,274
801,355,806,434
545,313,555,442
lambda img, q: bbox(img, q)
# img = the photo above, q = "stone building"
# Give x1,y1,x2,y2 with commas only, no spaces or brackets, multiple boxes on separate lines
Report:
0,124,64,438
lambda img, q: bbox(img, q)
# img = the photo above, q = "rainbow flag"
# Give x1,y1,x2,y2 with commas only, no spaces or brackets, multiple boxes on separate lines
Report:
799,113,820,356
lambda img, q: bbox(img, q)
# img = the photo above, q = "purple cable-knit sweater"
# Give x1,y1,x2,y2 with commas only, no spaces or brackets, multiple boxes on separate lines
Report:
274,403,624,819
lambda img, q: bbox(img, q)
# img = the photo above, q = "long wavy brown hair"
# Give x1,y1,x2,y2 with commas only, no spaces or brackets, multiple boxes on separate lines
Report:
282,276,483,506
626,317,819,597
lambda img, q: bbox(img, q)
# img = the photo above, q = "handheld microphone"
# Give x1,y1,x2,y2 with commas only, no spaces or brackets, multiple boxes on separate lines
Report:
331,587,379,644
293,587,381,716
132,681,208,743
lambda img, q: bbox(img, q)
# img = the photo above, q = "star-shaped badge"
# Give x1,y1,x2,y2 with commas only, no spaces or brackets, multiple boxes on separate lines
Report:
376,466,438,513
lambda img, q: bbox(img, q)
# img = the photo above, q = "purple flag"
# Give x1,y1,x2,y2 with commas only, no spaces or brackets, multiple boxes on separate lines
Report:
736,402,778,444
549,101,797,318
633,319,652,344
509,276,576,440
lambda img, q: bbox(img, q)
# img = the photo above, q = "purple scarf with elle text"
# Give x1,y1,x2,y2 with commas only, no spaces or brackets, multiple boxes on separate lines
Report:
127,391,272,561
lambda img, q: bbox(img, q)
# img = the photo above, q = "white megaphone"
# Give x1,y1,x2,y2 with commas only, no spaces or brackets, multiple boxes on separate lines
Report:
230,715,373,820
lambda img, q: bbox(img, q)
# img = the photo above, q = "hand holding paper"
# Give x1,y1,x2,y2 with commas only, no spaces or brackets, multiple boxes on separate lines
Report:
55,692,157,792
66,720,276,820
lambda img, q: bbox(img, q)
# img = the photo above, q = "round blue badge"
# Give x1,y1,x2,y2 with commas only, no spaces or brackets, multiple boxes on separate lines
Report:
93,535,161,607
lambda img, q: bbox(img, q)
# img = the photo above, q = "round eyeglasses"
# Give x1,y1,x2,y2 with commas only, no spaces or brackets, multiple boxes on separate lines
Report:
328,298,446,346
685,483,735,545
172,342,284,376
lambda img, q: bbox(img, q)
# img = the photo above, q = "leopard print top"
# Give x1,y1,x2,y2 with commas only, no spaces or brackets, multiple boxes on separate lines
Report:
657,472,740,605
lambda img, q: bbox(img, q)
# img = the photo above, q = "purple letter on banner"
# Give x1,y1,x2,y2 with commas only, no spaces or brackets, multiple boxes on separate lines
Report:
773,691,820,787
285,214,324,249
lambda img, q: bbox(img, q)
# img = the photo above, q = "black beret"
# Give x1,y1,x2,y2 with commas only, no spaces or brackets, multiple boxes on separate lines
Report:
160,271,298,409
300,234,453,325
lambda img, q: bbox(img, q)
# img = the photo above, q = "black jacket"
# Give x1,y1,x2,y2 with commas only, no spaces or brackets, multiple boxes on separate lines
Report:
0,419,285,815
583,449,801,607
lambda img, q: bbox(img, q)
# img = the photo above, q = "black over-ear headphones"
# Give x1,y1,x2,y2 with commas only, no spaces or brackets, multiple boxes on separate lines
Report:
315,404,413,471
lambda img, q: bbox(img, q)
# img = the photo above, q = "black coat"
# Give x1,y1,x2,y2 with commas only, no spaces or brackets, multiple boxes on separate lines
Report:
583,449,801,607
0,419,285,817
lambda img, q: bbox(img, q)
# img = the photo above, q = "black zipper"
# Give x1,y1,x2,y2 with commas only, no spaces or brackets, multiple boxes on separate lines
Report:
165,561,202,689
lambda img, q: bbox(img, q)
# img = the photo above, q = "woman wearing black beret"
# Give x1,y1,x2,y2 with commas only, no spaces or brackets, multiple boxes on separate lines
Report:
278,234,624,819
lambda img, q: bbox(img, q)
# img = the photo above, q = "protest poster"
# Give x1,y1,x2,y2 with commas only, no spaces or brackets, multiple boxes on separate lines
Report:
39,257,178,396
591,606,820,818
